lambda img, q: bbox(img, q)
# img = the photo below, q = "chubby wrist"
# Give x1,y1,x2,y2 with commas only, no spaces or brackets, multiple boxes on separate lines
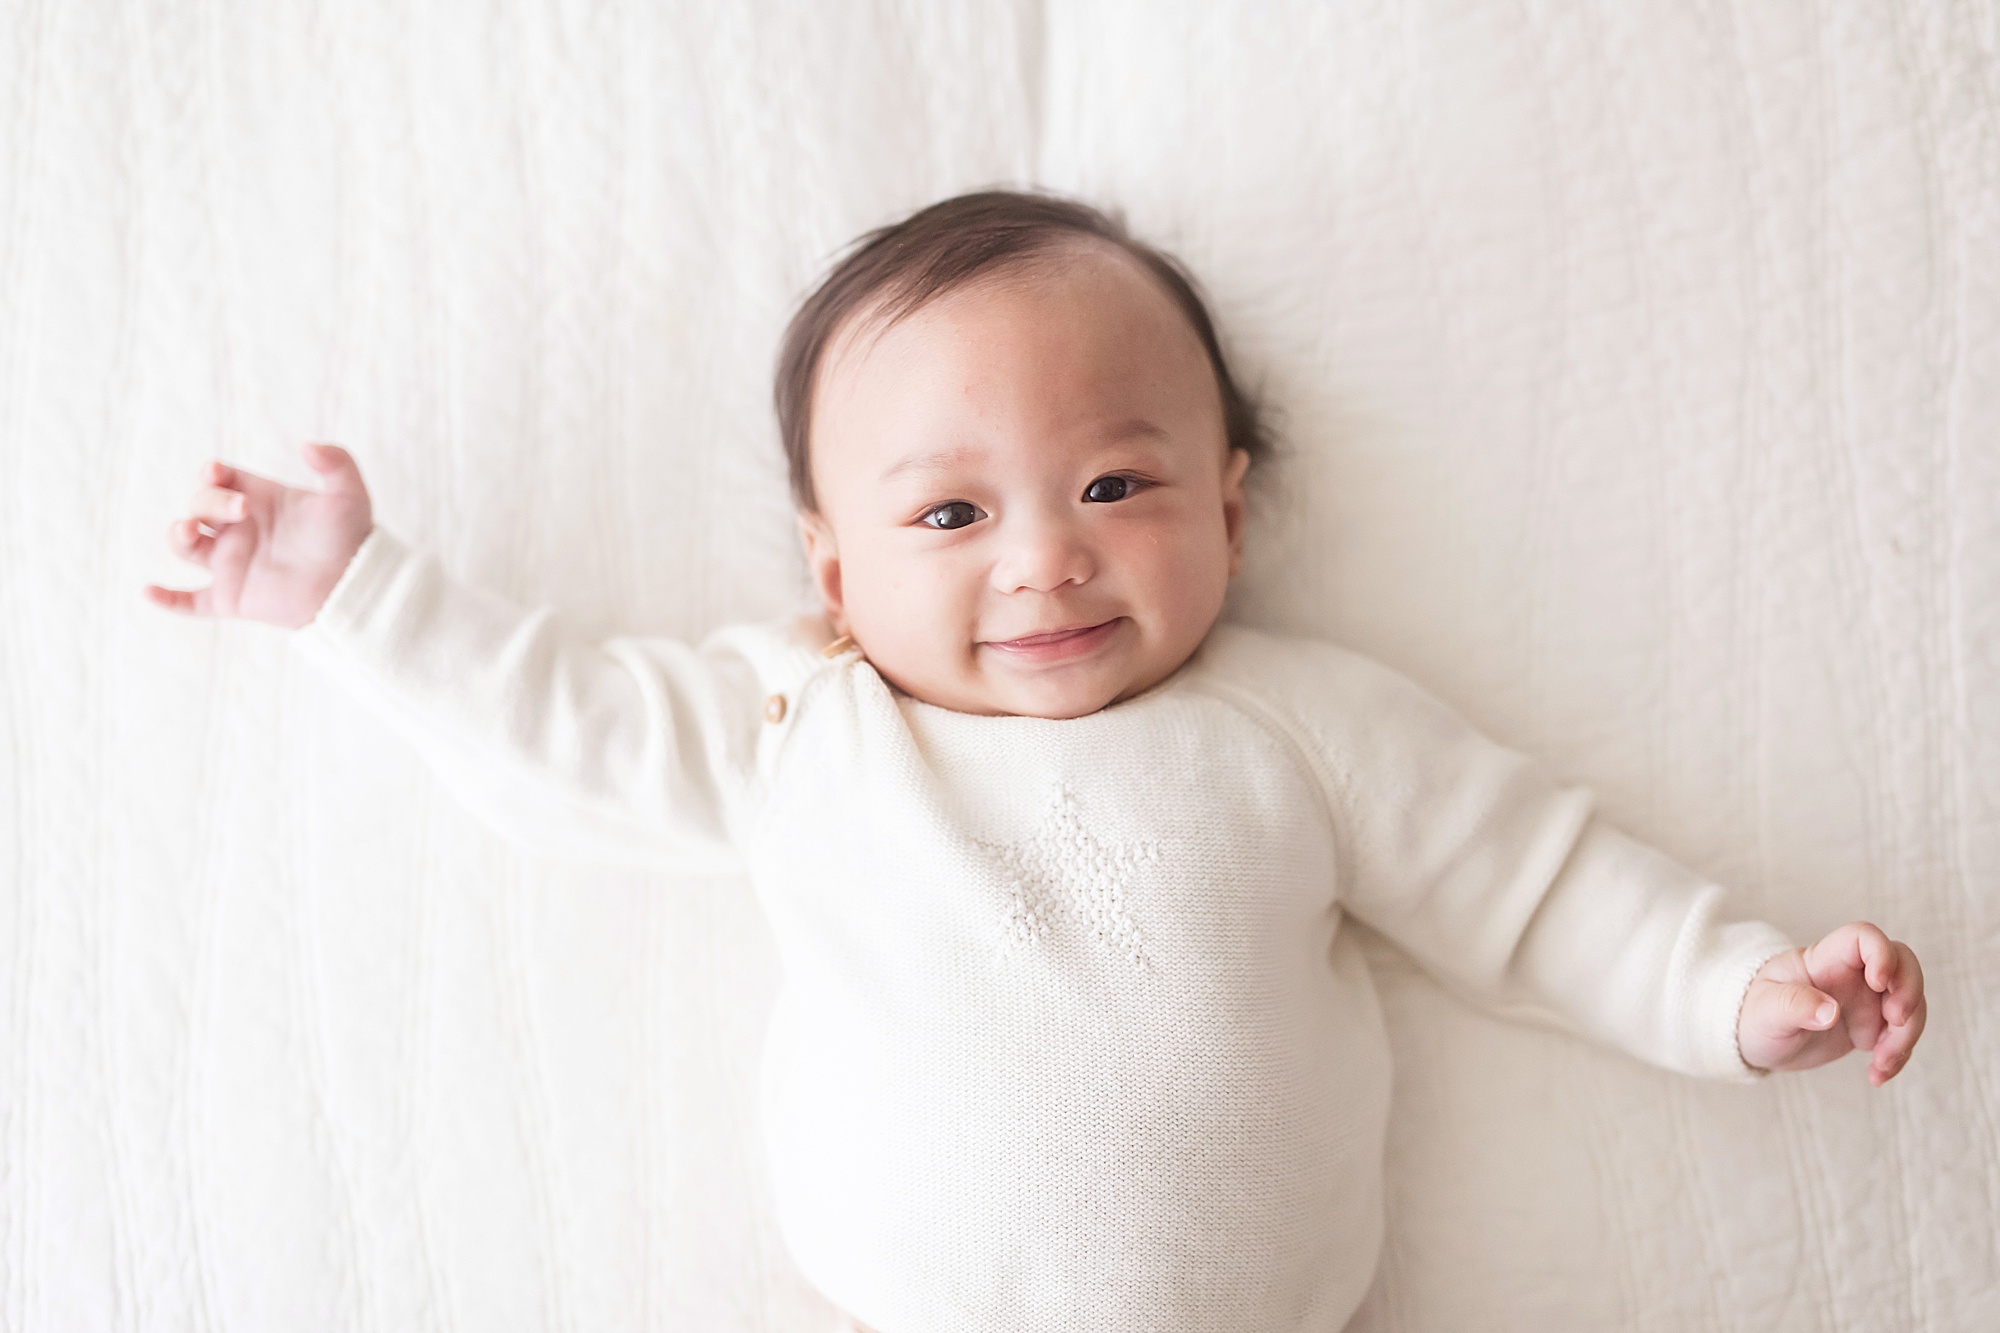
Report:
302,524,397,633
1710,930,1798,1082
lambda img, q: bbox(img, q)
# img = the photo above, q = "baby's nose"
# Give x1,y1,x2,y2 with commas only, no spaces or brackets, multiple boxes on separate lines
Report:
992,513,1095,593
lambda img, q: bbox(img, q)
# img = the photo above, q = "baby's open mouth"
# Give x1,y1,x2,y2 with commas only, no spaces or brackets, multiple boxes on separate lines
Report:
982,618,1123,662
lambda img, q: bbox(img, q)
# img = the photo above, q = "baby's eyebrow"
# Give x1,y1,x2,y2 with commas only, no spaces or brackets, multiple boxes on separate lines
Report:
879,420,1169,482
1097,418,1169,444
880,445,985,483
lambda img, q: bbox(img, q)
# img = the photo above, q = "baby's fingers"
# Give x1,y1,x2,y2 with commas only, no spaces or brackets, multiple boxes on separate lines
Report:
1869,990,1927,1086
1850,922,1904,993
145,516,221,615
189,484,248,526
1769,981,1842,1036
141,582,212,616
1867,941,1926,1086
192,458,289,517
167,516,216,567
1877,940,1925,1023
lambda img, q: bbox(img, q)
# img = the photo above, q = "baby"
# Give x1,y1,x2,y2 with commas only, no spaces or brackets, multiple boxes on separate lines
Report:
146,190,1927,1333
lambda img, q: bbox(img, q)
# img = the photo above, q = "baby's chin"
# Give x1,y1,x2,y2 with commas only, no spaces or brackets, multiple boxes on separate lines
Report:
872,662,1110,718
982,674,1131,720
881,642,1187,719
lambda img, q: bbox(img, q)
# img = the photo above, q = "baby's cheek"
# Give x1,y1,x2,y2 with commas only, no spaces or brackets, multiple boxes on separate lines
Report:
850,547,979,673
1132,521,1230,614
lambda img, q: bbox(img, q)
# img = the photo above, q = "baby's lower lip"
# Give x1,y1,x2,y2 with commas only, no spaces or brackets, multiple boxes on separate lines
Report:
982,619,1123,663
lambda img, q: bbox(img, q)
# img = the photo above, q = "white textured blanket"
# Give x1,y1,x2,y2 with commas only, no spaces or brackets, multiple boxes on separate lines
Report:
9,2,1997,1329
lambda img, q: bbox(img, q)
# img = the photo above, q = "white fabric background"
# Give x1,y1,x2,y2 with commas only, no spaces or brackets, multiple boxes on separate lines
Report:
6,1,1997,1328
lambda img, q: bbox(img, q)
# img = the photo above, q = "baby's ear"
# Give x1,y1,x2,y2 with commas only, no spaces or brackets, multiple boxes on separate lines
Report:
795,510,845,623
1223,447,1251,577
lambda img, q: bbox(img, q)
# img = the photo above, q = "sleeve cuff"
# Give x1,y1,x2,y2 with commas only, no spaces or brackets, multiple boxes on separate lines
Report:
1697,921,1797,1083
304,526,410,635
290,525,420,682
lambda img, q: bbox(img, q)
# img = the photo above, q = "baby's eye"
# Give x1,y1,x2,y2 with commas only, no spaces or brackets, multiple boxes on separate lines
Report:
919,500,985,531
1083,475,1135,503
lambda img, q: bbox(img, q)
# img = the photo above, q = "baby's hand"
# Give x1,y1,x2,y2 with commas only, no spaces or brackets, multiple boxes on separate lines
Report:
143,443,373,629
1737,922,1926,1085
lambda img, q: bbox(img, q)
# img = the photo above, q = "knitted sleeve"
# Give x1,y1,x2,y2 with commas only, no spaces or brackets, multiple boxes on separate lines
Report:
1208,629,1795,1082
288,526,760,874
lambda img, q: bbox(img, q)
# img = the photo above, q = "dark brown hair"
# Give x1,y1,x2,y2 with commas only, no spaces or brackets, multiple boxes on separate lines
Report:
774,188,1272,512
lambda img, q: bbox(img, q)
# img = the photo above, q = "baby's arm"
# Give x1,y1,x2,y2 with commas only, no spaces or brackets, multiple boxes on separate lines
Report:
147,445,752,870
1258,636,1926,1084
1496,825,1926,1084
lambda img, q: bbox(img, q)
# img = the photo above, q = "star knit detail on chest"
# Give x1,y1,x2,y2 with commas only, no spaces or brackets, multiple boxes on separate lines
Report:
974,783,1159,970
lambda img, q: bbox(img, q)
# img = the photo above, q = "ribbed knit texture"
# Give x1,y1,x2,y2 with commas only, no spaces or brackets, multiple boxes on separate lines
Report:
292,527,1794,1333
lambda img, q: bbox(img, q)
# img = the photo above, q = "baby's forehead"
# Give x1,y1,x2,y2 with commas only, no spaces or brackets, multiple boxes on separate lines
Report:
822,240,1197,381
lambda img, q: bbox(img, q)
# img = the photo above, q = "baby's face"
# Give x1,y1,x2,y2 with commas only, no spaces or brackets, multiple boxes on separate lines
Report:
798,242,1249,719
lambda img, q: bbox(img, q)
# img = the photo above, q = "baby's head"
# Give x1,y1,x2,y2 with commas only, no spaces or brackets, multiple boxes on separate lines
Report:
776,190,1270,720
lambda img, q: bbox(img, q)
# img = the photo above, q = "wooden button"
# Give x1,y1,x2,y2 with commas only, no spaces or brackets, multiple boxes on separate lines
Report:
763,693,787,724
